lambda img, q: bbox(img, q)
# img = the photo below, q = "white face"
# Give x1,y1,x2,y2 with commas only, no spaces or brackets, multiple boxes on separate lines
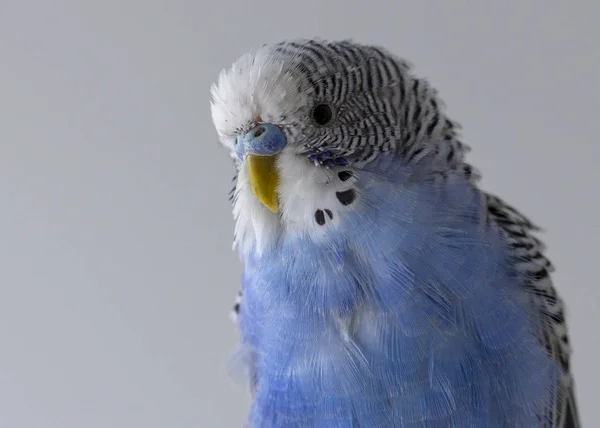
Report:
210,46,360,256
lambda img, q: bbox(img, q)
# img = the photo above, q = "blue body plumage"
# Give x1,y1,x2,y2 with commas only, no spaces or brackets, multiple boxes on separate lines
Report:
240,155,558,427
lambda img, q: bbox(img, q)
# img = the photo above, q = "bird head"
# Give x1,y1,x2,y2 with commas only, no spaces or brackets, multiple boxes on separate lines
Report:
210,39,466,254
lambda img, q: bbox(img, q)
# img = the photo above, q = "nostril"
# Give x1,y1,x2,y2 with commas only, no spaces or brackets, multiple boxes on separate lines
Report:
244,123,286,155
251,126,266,139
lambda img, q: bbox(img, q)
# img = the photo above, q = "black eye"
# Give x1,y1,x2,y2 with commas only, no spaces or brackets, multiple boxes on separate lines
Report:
312,104,333,125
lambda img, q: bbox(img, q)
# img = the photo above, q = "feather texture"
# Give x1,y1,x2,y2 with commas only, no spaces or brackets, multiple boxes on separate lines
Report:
238,156,565,427
210,39,579,427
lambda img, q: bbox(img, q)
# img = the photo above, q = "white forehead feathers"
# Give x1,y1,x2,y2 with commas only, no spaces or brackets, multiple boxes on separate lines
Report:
210,46,309,150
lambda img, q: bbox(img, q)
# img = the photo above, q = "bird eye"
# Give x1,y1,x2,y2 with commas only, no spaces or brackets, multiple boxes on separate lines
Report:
312,104,333,125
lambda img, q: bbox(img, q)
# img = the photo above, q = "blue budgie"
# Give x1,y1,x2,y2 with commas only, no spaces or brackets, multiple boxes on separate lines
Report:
210,39,580,427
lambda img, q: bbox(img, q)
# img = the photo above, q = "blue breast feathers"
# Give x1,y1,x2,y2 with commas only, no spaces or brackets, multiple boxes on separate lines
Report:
238,155,560,427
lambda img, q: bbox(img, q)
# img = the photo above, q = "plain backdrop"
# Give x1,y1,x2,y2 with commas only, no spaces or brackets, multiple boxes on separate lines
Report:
0,1,598,427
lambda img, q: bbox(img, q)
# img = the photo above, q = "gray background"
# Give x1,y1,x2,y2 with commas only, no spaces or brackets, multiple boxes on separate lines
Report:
0,1,598,427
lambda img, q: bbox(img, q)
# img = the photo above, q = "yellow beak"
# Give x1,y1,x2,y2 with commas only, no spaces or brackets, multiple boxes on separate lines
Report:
246,154,280,213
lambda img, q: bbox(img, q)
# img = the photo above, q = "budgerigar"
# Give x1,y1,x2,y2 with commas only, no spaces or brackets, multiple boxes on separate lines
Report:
210,39,580,427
